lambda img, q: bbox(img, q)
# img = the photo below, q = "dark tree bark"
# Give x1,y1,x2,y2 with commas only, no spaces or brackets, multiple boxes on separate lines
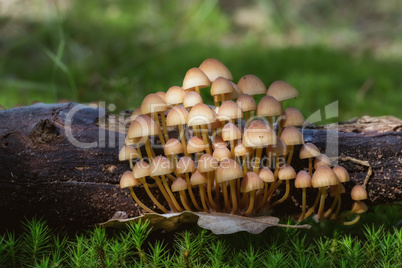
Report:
0,103,401,230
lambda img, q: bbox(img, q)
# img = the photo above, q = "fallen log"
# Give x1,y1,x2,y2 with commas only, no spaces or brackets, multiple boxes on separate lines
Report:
0,103,401,230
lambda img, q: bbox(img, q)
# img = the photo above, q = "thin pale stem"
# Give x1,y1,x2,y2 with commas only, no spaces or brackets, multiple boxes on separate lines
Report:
207,172,217,210
145,138,154,161
129,187,156,213
201,125,212,155
178,124,189,157
159,112,168,143
179,191,193,211
298,188,307,221
324,184,340,218
135,143,143,160
253,147,262,173
222,182,230,212
185,173,202,211
152,176,177,213
243,191,256,216
317,187,326,221
266,180,282,205
270,180,290,208
304,189,321,218
161,175,183,212
259,182,270,210
229,180,237,215
139,177,169,213
342,215,361,225
195,86,200,95
287,145,294,165
198,185,209,212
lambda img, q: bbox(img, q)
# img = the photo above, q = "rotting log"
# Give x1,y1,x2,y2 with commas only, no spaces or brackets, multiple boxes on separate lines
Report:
0,103,401,230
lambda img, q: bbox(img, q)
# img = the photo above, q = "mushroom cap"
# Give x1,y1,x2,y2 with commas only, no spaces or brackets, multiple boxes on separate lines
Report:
216,159,243,183
243,120,276,148
236,94,256,112
312,166,339,188
133,160,151,179
210,77,234,96
183,91,203,108
212,135,227,150
197,154,219,172
266,137,288,157
217,100,243,121
130,106,142,122
294,170,312,188
266,80,299,102
199,58,233,82
351,201,368,214
171,177,188,192
228,81,242,99
128,115,161,139
141,93,168,114
351,185,368,201
332,166,350,183
314,154,332,169
235,141,252,157
241,172,264,193
119,145,138,161
182,67,210,91
164,138,184,156
299,143,321,159
329,184,346,197
191,171,208,186
165,86,186,106
280,126,304,146
150,156,174,176
188,103,216,127
120,171,141,188
222,123,242,141
281,107,305,127
278,164,296,180
213,145,232,162
176,156,196,174
257,95,282,117
166,106,189,126
187,136,208,154
237,74,267,96
210,110,222,129
155,91,166,102
259,167,275,183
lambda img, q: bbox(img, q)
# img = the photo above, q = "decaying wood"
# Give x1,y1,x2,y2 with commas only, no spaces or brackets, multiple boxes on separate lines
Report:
0,103,401,230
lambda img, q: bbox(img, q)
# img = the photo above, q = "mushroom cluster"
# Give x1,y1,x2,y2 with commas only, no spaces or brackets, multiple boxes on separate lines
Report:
119,58,368,224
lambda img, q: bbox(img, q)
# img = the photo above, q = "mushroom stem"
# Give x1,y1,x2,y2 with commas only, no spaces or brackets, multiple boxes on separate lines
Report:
195,86,200,95
220,93,225,104
221,182,230,212
277,101,284,136
268,116,273,130
317,187,327,221
243,191,256,216
178,124,189,157
129,159,134,170
332,195,342,219
304,189,321,218
229,180,238,215
342,215,361,225
308,158,313,176
230,140,235,159
198,185,209,212
129,187,156,213
324,184,340,218
287,145,294,165
245,111,250,122
193,125,199,137
266,180,282,205
249,110,255,120
298,188,307,221
253,147,262,173
135,143,143,160
145,138,154,161
152,176,178,213
213,96,219,109
206,172,217,210
161,175,184,212
185,173,202,211
201,125,212,155
179,191,193,211
259,182,270,209
242,156,248,175
270,180,290,208
159,112,169,143
139,178,170,213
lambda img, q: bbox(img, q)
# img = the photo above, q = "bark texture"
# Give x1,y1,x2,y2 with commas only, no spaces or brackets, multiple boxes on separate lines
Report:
0,103,401,230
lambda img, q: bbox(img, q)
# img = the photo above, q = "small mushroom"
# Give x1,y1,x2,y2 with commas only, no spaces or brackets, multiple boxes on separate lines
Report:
190,171,209,212
176,156,202,211
182,67,210,95
119,145,139,169
300,143,321,176
294,170,312,221
257,95,282,130
216,159,243,214
171,177,193,211
128,115,161,160
166,106,189,156
211,77,234,108
342,201,368,225
199,58,233,82
236,94,256,122
324,165,350,218
270,164,296,208
241,172,264,216
237,74,267,102
141,94,168,144
281,126,304,166
188,103,215,154
197,154,219,211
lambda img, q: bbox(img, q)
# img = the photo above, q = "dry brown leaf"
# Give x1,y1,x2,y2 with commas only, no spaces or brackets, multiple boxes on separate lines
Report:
99,212,310,234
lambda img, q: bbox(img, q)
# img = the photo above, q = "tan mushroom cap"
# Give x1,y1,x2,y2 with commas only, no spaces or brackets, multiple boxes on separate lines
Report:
241,172,264,193
213,145,232,162
141,93,167,114
259,167,275,183
300,143,321,159
351,201,368,214
216,81,242,101
120,171,141,188
182,67,210,91
351,185,368,201
278,164,297,181
266,80,299,102
236,94,256,112
222,123,242,141
191,170,208,186
165,86,186,106
176,156,196,174
171,177,188,192
280,126,304,146
150,156,174,176
197,154,219,172
133,160,151,179
281,107,305,127
257,95,282,117
217,100,243,121
164,138,184,156
210,110,222,129
199,58,233,82
187,136,208,154
210,77,234,97
119,145,138,161
330,184,346,197
188,103,216,127
183,91,203,108
294,170,312,188
332,166,350,183
235,142,252,157
128,115,161,139
212,136,227,150
266,138,288,157
130,106,142,121
237,74,267,96
312,166,339,188
166,106,189,126
243,120,276,148
155,91,166,102
216,159,243,183
314,154,332,169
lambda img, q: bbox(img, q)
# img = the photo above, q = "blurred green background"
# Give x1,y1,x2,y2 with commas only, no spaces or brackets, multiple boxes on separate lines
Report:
1,0,401,121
